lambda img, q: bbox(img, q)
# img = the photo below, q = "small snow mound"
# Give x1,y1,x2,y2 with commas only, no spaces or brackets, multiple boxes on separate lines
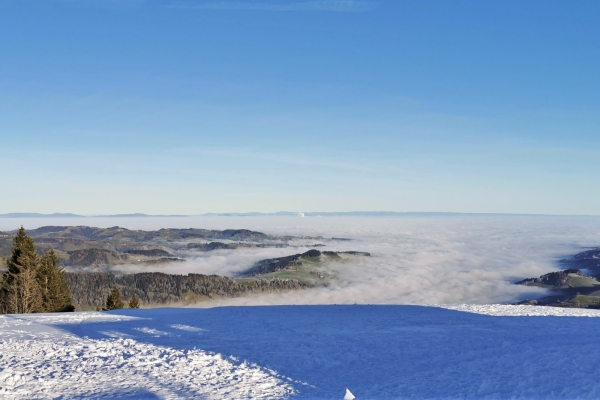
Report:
344,388,356,399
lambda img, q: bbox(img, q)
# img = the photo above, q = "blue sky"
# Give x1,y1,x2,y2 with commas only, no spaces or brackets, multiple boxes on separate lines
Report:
1,0,599,214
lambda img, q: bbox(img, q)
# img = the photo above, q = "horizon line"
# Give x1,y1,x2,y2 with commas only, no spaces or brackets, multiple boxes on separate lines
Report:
1,211,600,218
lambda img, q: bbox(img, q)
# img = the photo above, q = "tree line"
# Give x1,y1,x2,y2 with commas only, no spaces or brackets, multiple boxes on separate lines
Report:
66,271,310,309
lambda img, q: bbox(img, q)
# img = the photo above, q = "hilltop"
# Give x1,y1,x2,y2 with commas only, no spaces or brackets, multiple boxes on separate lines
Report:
516,248,600,308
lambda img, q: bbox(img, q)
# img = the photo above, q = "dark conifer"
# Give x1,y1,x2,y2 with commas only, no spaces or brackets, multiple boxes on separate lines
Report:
105,286,124,310
38,250,74,312
128,293,140,309
5,227,38,274
1,227,43,314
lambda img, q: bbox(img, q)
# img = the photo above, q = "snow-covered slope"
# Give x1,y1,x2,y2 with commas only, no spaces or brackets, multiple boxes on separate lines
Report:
2,305,600,399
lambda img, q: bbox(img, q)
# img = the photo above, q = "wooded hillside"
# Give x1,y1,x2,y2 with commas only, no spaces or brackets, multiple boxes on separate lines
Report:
66,272,310,308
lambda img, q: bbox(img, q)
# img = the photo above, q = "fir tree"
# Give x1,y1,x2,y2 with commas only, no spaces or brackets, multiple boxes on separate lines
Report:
105,286,124,310
128,293,140,309
38,250,74,312
1,227,43,314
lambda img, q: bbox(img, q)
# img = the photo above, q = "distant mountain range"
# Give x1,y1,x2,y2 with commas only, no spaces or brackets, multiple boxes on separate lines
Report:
202,211,456,217
0,211,557,218
0,213,189,218
0,213,85,218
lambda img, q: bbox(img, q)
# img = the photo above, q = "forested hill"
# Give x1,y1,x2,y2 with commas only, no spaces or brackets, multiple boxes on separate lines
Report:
0,226,325,269
66,272,310,309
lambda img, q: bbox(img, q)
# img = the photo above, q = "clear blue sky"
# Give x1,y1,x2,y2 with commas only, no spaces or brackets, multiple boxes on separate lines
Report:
1,0,599,215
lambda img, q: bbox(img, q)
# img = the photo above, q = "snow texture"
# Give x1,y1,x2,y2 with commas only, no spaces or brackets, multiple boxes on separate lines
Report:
2,305,600,398
442,304,600,317
0,313,294,399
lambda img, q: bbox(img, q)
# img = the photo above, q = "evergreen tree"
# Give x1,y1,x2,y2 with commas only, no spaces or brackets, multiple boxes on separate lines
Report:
128,293,140,309
1,227,43,314
105,286,124,310
38,250,74,312
5,227,37,275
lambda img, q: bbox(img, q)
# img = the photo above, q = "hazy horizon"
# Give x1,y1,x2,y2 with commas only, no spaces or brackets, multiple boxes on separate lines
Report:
4,210,600,218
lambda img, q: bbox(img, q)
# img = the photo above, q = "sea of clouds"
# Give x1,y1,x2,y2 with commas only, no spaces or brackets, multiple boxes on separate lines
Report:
2,215,600,306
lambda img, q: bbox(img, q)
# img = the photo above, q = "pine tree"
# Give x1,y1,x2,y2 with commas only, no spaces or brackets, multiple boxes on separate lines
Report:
38,250,74,312
1,227,43,314
128,293,140,309
105,286,124,310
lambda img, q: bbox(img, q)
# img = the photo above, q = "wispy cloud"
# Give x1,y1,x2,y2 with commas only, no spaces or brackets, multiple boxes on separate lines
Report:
167,0,373,12
172,146,375,172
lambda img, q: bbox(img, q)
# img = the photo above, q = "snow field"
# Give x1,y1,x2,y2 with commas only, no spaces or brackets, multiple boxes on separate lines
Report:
3,305,600,398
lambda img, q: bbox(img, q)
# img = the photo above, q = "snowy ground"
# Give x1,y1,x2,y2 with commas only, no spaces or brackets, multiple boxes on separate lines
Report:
2,305,600,399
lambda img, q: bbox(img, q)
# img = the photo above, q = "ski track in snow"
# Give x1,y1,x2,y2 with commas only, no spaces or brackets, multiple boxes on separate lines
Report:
2,305,600,398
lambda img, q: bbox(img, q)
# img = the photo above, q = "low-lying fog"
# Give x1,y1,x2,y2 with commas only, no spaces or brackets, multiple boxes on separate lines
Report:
2,215,600,306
